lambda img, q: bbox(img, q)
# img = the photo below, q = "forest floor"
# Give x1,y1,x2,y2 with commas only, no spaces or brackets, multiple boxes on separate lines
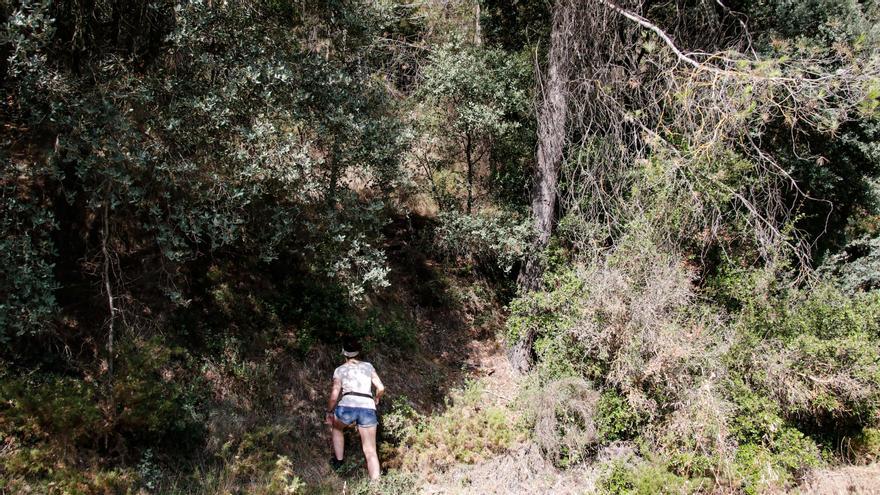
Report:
795,464,880,494
162,216,880,494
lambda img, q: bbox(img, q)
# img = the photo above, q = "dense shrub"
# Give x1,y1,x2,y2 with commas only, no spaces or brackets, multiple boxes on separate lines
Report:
821,235,880,292
508,247,880,490
0,337,206,453
0,183,57,341
527,377,600,466
734,283,880,426
597,459,706,495
596,390,646,442
508,243,727,416
0,372,102,448
433,209,531,275
383,382,523,472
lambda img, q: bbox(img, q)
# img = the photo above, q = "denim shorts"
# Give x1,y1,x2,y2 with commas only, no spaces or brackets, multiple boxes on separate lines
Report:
334,405,378,428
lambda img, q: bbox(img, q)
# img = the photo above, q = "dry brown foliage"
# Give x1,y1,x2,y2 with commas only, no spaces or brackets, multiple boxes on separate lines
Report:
565,245,730,416
529,377,601,463
553,0,879,270
646,380,736,478
750,337,880,420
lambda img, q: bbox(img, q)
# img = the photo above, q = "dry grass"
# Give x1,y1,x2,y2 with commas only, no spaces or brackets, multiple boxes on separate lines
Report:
420,443,601,495
530,377,601,464
797,464,880,495
389,380,524,475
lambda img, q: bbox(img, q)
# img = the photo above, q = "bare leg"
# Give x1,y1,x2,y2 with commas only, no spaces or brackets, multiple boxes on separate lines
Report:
331,420,345,461
358,425,380,480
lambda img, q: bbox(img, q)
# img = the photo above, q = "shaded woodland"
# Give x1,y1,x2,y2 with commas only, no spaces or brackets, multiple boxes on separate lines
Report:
3,0,880,493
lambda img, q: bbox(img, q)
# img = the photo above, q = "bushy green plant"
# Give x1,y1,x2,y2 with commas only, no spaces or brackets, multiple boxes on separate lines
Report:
596,390,646,443
598,460,706,495
112,337,207,448
432,210,531,275
733,434,821,495
733,283,880,425
728,380,787,447
0,183,58,341
821,235,880,292
506,267,586,347
0,372,102,447
388,381,523,472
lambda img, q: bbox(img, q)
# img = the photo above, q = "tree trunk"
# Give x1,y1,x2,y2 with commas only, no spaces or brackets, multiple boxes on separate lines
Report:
474,1,482,46
510,0,574,373
465,132,474,214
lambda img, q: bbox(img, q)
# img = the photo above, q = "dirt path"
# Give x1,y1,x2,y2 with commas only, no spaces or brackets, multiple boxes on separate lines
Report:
460,338,520,405
418,337,606,494
797,464,880,494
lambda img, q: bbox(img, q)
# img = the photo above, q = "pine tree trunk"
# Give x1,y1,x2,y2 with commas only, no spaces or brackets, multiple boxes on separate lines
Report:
511,0,574,373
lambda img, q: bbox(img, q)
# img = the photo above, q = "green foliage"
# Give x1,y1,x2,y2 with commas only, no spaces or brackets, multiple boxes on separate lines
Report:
274,275,419,353
732,0,880,259
598,460,705,495
220,425,299,482
481,0,550,51
733,434,822,495
733,282,880,424
596,390,645,442
432,209,531,274
745,0,880,48
413,42,533,212
0,183,58,341
113,338,207,446
821,234,880,292
2,0,406,346
728,380,787,446
419,44,528,141
0,372,102,447
727,380,823,493
737,282,880,340
506,268,585,345
506,267,594,379
0,337,206,453
4,0,880,492
386,381,523,472
769,116,880,260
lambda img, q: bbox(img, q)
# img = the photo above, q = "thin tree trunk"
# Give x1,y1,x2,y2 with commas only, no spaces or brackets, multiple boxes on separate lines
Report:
510,0,574,373
101,189,117,445
474,1,482,46
465,132,474,214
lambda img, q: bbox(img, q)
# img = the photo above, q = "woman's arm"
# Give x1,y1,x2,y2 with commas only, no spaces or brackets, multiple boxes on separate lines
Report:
326,377,342,424
371,371,385,406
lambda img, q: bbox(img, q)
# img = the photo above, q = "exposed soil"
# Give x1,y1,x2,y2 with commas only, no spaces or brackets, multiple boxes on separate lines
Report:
797,464,880,495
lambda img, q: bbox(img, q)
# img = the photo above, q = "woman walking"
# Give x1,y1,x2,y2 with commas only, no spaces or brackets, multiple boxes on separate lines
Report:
325,339,385,480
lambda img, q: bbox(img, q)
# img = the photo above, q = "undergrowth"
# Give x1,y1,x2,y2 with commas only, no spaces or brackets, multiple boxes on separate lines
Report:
381,381,524,473
505,247,880,494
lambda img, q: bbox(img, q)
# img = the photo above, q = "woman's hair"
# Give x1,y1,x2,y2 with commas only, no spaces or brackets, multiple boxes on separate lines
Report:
342,337,362,357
